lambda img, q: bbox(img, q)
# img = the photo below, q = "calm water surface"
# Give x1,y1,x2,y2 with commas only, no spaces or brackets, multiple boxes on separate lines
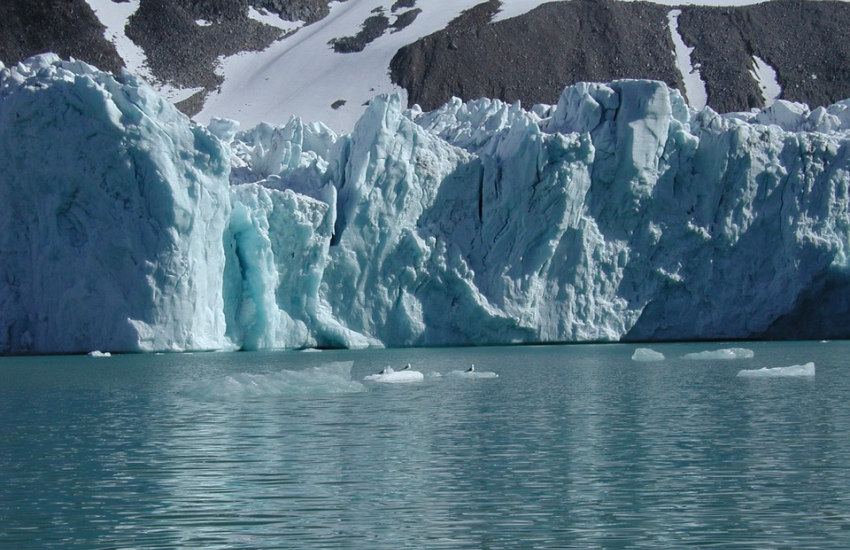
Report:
2,341,850,549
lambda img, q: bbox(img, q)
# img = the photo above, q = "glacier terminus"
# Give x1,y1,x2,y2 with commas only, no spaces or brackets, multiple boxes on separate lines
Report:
2,55,850,354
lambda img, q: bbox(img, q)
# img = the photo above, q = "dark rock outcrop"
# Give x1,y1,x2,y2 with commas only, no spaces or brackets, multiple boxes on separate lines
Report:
390,0,682,112
0,0,123,74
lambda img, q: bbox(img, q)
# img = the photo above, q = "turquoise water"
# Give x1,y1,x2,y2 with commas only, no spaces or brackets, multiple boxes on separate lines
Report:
2,341,849,549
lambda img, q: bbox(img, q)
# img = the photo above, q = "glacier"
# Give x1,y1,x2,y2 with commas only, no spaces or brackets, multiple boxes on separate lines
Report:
2,54,850,354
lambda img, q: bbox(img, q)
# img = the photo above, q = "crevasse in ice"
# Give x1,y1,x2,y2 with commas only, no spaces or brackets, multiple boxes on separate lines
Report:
3,55,850,354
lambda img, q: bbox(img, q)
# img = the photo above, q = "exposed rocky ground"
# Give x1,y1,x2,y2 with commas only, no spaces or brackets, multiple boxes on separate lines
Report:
677,0,850,112
391,0,683,111
392,0,850,113
0,0,124,74
2,0,850,119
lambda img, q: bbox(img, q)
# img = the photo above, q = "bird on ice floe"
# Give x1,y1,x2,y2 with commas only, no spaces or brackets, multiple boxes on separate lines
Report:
466,364,475,372
402,363,411,371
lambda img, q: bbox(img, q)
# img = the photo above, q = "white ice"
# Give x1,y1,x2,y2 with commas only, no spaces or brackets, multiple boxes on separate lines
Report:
632,348,665,362
683,348,755,360
87,350,111,357
364,368,425,383
6,56,850,354
183,361,365,398
668,9,707,110
750,55,781,107
444,370,499,379
737,362,815,378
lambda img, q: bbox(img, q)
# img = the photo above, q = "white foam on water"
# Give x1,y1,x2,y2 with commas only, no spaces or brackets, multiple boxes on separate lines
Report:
183,361,365,398
737,362,815,378
683,348,755,360
632,348,665,362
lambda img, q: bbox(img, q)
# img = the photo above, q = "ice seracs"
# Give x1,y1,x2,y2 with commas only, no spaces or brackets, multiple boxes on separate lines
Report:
5,55,850,354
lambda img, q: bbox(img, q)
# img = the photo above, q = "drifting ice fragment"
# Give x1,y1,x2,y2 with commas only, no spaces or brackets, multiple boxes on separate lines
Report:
683,348,754,360
87,350,111,357
631,348,665,362
445,370,499,379
182,362,365,398
737,362,815,378
364,367,425,383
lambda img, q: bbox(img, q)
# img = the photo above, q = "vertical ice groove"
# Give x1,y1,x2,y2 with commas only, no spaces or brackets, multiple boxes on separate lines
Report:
668,9,708,110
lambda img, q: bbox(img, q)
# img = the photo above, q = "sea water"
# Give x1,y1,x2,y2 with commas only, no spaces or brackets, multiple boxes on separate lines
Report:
2,341,849,549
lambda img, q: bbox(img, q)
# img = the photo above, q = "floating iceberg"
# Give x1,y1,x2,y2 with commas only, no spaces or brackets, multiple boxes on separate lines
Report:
682,348,755,360
444,369,499,379
363,367,425,383
5,55,850,354
182,362,365,398
631,348,665,362
736,362,815,378
86,350,111,357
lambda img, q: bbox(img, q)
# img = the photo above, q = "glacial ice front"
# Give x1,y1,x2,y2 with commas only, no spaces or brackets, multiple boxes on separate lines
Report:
3,55,850,354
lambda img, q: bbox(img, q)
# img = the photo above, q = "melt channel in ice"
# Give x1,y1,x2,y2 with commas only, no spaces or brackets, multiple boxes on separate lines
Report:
5,54,850,354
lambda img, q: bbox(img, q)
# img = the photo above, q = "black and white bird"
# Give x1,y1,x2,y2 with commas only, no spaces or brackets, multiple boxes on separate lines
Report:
466,364,475,372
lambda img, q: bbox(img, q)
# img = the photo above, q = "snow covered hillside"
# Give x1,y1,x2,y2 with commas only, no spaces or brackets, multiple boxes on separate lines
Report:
3,0,850,133
3,55,850,354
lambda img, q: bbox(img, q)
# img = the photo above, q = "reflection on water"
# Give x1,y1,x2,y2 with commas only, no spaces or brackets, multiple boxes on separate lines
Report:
2,341,850,549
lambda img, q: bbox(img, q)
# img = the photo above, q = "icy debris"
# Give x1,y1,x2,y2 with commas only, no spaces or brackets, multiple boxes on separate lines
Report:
632,348,665,362
364,366,425,383
737,362,815,378
444,370,499,379
182,362,365,399
87,350,111,357
682,348,755,360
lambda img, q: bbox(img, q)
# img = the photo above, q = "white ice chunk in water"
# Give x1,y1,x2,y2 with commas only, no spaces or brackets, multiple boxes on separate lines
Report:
183,361,365,398
364,368,425,383
632,348,665,362
683,348,754,360
737,362,815,378
87,350,111,357
445,370,499,379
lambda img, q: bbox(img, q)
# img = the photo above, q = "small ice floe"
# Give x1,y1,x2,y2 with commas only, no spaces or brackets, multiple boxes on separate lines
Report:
445,365,499,379
182,362,365,399
737,362,815,378
300,347,322,353
683,348,754,360
87,350,111,357
363,365,424,383
631,348,665,362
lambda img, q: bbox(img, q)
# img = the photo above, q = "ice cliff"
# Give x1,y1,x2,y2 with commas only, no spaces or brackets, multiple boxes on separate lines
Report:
2,55,850,354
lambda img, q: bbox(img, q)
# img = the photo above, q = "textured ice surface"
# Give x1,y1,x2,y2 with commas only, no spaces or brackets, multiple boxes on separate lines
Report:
737,362,815,378
87,351,112,357
632,348,665,362
683,348,755,360
182,361,364,398
0,55,231,354
444,370,499,379
5,56,850,353
363,368,425,383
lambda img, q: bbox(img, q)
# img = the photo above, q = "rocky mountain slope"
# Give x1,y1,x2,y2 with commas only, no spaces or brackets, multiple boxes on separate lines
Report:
2,0,850,130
